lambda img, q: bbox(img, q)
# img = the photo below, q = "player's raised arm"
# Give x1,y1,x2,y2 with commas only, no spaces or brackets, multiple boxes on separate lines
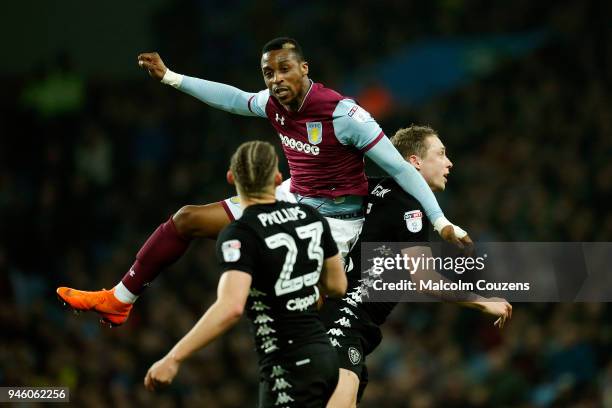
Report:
144,270,251,390
137,52,268,117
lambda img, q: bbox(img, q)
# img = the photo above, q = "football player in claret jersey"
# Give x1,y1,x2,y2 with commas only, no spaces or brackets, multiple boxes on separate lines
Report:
321,126,512,407
57,37,470,327
144,141,347,407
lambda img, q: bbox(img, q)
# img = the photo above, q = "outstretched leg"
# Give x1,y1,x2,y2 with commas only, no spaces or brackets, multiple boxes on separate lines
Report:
119,203,231,299
57,202,233,326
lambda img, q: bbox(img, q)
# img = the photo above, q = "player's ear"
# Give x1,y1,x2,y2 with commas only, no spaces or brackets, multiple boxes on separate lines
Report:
274,171,283,187
226,170,236,185
301,61,309,76
408,155,421,169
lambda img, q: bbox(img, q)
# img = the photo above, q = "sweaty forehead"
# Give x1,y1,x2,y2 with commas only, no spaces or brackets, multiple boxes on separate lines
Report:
261,49,299,68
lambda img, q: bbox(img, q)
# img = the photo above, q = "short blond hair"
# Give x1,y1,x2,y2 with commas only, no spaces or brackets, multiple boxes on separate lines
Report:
390,125,437,159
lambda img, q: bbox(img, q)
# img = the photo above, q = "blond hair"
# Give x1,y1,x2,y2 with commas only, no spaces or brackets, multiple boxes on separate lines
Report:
229,141,279,198
390,125,437,159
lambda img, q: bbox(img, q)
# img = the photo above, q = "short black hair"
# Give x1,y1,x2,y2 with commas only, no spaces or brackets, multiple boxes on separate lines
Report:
261,37,305,61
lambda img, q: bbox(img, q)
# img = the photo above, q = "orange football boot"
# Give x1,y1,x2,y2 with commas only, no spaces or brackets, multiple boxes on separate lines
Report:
56,287,133,327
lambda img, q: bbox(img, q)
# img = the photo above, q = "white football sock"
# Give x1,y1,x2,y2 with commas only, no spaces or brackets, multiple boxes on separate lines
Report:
113,282,138,304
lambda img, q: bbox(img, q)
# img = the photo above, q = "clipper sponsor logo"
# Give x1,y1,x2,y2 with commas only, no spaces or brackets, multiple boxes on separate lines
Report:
279,133,320,155
286,291,319,311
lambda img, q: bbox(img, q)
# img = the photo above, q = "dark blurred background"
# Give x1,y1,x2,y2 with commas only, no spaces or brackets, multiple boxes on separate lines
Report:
1,1,611,406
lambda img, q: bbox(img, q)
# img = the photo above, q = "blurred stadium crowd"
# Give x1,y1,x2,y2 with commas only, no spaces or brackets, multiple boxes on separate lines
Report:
1,1,611,406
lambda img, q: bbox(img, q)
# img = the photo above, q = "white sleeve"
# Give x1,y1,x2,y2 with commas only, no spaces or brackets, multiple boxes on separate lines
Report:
248,89,269,118
332,99,383,150
171,73,269,118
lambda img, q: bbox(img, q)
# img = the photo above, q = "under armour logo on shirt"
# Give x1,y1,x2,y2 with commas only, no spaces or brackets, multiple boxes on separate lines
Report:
275,113,285,125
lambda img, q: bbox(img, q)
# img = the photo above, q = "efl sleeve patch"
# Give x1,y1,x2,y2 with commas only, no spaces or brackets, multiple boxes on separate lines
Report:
332,99,382,149
221,239,242,262
347,104,371,123
404,210,423,233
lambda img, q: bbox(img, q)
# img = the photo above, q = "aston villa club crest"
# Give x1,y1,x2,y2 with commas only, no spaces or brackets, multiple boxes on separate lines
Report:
404,210,423,233
306,122,323,145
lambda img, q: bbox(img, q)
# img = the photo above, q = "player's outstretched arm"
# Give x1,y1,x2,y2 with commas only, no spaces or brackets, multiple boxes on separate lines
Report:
403,246,512,328
319,253,347,298
403,246,477,302
459,298,513,328
144,271,251,390
137,52,267,117
331,100,467,244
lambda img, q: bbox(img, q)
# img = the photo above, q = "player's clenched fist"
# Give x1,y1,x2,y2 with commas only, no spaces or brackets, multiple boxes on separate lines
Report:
138,52,167,81
144,355,180,391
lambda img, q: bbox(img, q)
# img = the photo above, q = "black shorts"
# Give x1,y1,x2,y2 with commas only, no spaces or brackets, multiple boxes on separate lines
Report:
319,297,382,402
257,342,339,408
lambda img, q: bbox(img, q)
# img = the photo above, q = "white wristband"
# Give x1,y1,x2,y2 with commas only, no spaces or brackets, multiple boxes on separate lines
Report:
433,216,468,239
433,216,452,233
161,69,183,88
453,225,468,239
